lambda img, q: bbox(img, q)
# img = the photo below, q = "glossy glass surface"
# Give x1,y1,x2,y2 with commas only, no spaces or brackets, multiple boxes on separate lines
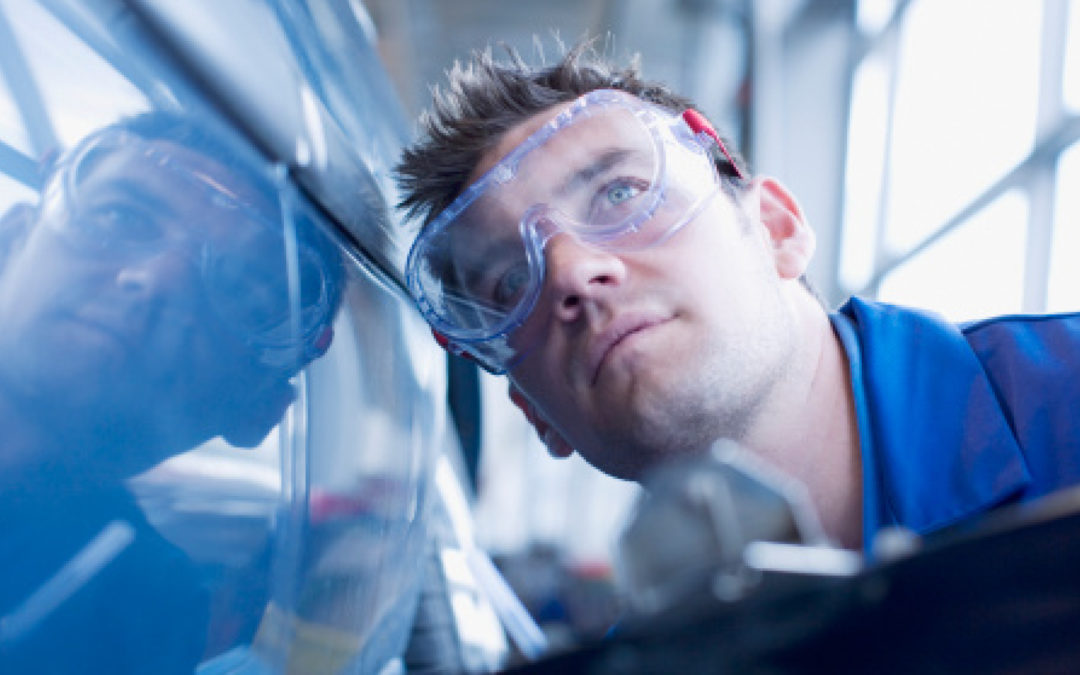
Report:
0,1,444,673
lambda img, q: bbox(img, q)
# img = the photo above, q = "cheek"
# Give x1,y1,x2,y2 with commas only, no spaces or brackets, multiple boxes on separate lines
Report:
7,245,70,295
190,325,259,380
510,357,578,426
143,310,251,394
677,222,775,306
506,301,551,353
509,363,555,414
0,257,97,341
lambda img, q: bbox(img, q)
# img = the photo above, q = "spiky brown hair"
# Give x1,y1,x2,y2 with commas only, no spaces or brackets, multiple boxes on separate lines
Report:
395,38,747,228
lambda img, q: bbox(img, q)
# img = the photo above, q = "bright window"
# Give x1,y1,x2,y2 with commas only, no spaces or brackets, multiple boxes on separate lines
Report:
0,70,33,155
0,0,147,149
857,0,898,36
883,0,1041,254
1065,0,1080,112
840,48,890,291
0,168,35,203
878,190,1028,322
1048,141,1080,312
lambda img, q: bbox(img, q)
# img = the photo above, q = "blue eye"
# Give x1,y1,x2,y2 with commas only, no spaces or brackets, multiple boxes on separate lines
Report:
589,178,648,224
80,201,162,249
606,182,641,205
492,263,530,309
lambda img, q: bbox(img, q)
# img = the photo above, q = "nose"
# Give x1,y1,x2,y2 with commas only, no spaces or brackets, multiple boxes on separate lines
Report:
114,247,198,300
544,233,627,322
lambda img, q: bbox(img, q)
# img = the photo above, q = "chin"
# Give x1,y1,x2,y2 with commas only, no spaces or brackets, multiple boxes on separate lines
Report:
578,426,685,483
584,452,648,483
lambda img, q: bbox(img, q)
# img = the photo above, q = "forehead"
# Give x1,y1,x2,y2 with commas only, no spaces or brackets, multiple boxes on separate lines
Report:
80,138,274,217
72,139,285,251
440,99,663,250
470,93,653,184
470,100,575,182
467,97,657,209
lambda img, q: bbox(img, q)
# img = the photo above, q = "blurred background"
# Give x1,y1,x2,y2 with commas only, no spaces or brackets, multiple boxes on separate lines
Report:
2,0,1077,663
363,0,1080,643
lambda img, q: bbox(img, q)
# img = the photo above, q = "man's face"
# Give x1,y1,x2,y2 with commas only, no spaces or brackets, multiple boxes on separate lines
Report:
0,136,327,472
442,107,664,330
479,101,806,480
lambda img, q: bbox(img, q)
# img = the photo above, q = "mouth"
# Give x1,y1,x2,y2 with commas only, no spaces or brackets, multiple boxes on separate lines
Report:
64,311,143,352
588,314,671,386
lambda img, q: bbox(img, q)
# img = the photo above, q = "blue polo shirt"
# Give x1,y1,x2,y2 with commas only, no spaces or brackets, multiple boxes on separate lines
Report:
831,297,1080,552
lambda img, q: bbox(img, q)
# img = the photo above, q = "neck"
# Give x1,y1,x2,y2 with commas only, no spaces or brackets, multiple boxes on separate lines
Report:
741,293,863,550
0,382,63,494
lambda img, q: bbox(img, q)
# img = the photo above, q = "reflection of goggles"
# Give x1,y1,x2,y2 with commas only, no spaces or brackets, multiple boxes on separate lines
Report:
43,129,337,370
407,89,738,374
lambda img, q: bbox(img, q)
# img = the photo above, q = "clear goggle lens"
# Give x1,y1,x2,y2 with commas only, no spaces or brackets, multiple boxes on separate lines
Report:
45,129,339,370
407,89,720,373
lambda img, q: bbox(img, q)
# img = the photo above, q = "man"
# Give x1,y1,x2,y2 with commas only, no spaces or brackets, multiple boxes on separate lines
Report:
0,112,341,672
395,43,1080,554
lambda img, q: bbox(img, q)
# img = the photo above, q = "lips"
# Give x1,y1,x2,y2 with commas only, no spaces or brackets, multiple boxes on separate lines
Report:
66,311,142,351
587,313,670,385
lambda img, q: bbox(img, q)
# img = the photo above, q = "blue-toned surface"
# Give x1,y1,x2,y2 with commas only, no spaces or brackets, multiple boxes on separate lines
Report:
832,297,1080,552
0,1,444,672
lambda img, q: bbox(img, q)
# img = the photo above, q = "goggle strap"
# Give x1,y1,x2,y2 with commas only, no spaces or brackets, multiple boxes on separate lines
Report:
432,328,477,363
681,109,746,180
314,325,334,354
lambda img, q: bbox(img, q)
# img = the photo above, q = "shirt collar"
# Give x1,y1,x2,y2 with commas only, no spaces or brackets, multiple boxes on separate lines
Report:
832,298,1030,551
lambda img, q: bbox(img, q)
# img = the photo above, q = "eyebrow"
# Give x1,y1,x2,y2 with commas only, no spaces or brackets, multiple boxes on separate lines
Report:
446,147,646,291
93,177,178,219
553,147,639,198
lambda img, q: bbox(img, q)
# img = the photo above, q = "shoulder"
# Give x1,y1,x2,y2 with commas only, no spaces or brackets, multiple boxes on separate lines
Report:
836,299,1080,428
960,310,1080,342
959,311,1080,371
836,295,957,331
839,297,1080,355
958,311,1080,495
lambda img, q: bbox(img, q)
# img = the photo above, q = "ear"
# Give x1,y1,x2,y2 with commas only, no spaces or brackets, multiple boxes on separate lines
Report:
750,177,815,280
507,383,574,459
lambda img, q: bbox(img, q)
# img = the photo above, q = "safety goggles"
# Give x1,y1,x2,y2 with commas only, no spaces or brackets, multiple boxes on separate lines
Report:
42,128,338,371
407,88,739,374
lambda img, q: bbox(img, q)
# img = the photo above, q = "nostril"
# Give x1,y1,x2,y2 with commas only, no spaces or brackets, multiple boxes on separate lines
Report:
114,251,193,295
546,235,627,321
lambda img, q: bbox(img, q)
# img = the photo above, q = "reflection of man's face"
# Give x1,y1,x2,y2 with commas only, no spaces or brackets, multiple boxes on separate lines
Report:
0,133,335,471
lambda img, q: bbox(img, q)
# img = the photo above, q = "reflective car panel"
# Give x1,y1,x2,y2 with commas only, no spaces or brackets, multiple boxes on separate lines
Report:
0,1,444,673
